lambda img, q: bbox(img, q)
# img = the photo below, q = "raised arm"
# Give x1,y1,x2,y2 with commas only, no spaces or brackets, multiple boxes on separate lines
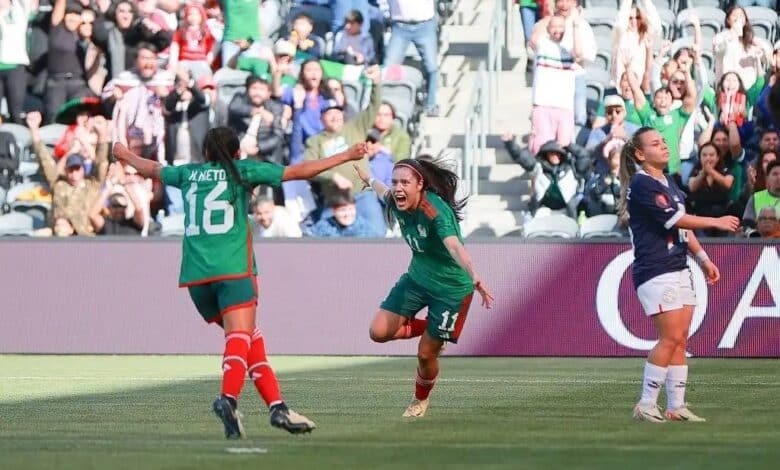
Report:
673,213,739,232
625,57,647,110
26,112,58,186
354,163,389,199
442,236,494,308
51,0,66,26
282,143,367,181
112,143,162,180
681,66,698,114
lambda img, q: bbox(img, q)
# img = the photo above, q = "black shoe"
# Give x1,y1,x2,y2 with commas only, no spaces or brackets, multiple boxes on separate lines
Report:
213,395,245,439
269,403,317,434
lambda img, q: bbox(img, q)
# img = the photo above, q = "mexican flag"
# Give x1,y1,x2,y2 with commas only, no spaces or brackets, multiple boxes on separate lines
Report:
319,59,367,84
236,57,297,88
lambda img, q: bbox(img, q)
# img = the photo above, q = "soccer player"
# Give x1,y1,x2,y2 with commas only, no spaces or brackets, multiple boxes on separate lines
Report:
618,128,739,422
354,158,494,418
112,127,368,438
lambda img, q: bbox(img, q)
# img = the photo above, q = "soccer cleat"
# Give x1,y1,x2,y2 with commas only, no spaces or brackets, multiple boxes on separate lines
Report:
213,395,245,439
665,405,706,422
270,403,316,434
633,403,666,423
402,398,430,418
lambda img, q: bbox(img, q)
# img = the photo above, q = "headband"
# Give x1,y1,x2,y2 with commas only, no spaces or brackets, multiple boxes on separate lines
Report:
394,162,424,183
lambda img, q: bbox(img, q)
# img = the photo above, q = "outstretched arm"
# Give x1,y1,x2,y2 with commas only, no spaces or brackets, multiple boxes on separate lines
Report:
112,143,162,180
442,236,494,308
282,143,367,181
354,164,389,199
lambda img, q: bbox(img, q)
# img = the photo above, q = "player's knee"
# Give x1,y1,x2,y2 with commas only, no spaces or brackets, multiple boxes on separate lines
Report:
417,348,438,364
369,326,390,343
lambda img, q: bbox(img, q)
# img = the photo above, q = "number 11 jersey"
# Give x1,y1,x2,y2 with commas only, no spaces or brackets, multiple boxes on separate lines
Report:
161,160,284,286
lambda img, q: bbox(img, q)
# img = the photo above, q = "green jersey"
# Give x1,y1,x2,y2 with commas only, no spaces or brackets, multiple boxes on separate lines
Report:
637,101,691,175
222,0,261,42
160,160,284,286
387,191,473,299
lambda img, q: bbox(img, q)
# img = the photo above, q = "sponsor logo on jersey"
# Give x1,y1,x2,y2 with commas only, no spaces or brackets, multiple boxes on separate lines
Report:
655,193,670,208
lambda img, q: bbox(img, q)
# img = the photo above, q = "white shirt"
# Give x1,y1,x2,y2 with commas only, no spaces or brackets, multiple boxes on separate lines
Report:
0,0,33,65
388,0,435,23
532,37,576,110
253,207,303,238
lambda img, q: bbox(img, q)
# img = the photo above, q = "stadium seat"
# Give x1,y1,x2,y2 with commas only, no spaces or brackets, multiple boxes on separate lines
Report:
744,7,777,42
213,68,251,126
579,214,622,238
676,8,724,41
0,211,34,236
523,214,579,238
684,0,722,7
160,213,185,237
594,48,612,72
37,123,68,149
650,0,677,13
342,80,366,113
583,7,617,38
584,0,618,8
0,123,31,153
657,8,677,40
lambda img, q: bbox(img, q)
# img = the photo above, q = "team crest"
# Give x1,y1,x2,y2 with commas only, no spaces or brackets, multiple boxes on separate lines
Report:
417,225,427,238
655,193,670,208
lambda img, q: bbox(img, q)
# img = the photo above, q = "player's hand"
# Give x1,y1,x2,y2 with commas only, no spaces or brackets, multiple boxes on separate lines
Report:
345,142,368,161
474,279,494,309
112,142,135,163
714,215,740,233
354,163,371,188
701,260,720,284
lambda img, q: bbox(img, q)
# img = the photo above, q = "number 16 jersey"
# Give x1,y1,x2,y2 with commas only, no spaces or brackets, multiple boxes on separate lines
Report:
161,160,284,286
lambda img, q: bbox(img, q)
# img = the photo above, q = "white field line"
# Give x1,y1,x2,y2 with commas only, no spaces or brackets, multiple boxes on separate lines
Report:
1,376,780,386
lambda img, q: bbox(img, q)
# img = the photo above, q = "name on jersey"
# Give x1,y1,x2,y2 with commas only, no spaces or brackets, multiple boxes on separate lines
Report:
189,169,228,182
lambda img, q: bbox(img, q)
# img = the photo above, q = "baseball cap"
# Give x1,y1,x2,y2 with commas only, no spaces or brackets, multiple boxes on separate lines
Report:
65,154,84,169
321,99,344,115
604,95,626,109
274,39,296,58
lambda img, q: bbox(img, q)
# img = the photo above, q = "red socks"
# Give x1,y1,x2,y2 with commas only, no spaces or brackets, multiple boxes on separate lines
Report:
394,319,428,340
415,368,437,400
247,328,283,407
221,331,251,400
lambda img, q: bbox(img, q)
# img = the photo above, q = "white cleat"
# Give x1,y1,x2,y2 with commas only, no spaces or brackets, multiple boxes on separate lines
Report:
665,406,706,422
402,398,430,418
633,403,666,423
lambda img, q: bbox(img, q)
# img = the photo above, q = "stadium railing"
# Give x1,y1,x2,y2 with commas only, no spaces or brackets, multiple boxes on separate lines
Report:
462,62,487,198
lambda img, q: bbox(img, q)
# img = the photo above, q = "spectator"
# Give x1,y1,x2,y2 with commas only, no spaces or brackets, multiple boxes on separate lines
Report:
581,142,622,217
754,42,780,131
228,75,285,164
220,0,261,65
527,14,582,156
79,7,108,96
233,39,298,96
27,111,110,235
331,10,375,66
53,216,76,237
287,12,323,60
251,196,302,238
164,67,210,166
700,118,745,204
283,59,329,164
611,0,661,88
331,0,373,37
101,41,160,116
531,0,597,132
0,0,37,124
307,192,376,238
45,0,94,123
502,136,590,217
585,95,639,160
324,77,356,119
755,206,780,238
626,55,696,179
303,65,384,235
92,0,172,80
167,2,216,81
370,101,411,160
592,71,643,130
688,143,734,234
518,0,545,47
383,0,440,117
748,149,778,194
89,189,144,235
712,6,771,91
743,160,780,228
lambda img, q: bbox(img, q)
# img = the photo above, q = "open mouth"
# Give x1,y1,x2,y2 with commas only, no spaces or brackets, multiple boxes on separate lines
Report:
394,193,407,205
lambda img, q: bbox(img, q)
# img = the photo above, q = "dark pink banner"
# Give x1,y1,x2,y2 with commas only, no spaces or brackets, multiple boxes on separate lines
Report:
0,240,778,356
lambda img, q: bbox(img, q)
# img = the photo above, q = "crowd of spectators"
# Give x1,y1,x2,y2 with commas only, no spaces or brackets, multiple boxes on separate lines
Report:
0,0,445,238
510,0,780,239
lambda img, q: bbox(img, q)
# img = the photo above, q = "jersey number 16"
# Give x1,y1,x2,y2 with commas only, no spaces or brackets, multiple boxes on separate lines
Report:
184,182,235,236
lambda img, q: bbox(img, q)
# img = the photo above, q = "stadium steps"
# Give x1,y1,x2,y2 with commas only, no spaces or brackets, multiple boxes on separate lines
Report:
414,0,534,237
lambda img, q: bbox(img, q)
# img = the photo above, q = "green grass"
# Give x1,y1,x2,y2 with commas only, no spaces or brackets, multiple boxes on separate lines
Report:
1,356,779,469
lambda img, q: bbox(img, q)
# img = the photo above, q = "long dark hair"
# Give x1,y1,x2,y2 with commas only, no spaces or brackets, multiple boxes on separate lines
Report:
725,6,754,51
203,127,252,198
395,156,467,221
617,127,656,226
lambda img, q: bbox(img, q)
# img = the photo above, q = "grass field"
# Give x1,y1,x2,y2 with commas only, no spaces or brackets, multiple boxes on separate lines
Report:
1,356,779,469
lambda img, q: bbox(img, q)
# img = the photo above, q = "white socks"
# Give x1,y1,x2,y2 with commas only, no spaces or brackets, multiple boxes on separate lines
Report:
639,362,667,406
665,365,688,411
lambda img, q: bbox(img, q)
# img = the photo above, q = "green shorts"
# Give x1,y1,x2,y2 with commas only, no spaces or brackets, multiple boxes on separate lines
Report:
187,276,258,324
380,273,474,343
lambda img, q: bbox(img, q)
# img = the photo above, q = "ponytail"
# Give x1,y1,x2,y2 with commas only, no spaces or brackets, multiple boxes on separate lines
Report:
203,127,253,200
617,127,654,227
395,157,467,221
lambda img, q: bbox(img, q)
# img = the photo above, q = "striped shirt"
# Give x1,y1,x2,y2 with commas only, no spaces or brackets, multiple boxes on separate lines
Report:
532,37,576,110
